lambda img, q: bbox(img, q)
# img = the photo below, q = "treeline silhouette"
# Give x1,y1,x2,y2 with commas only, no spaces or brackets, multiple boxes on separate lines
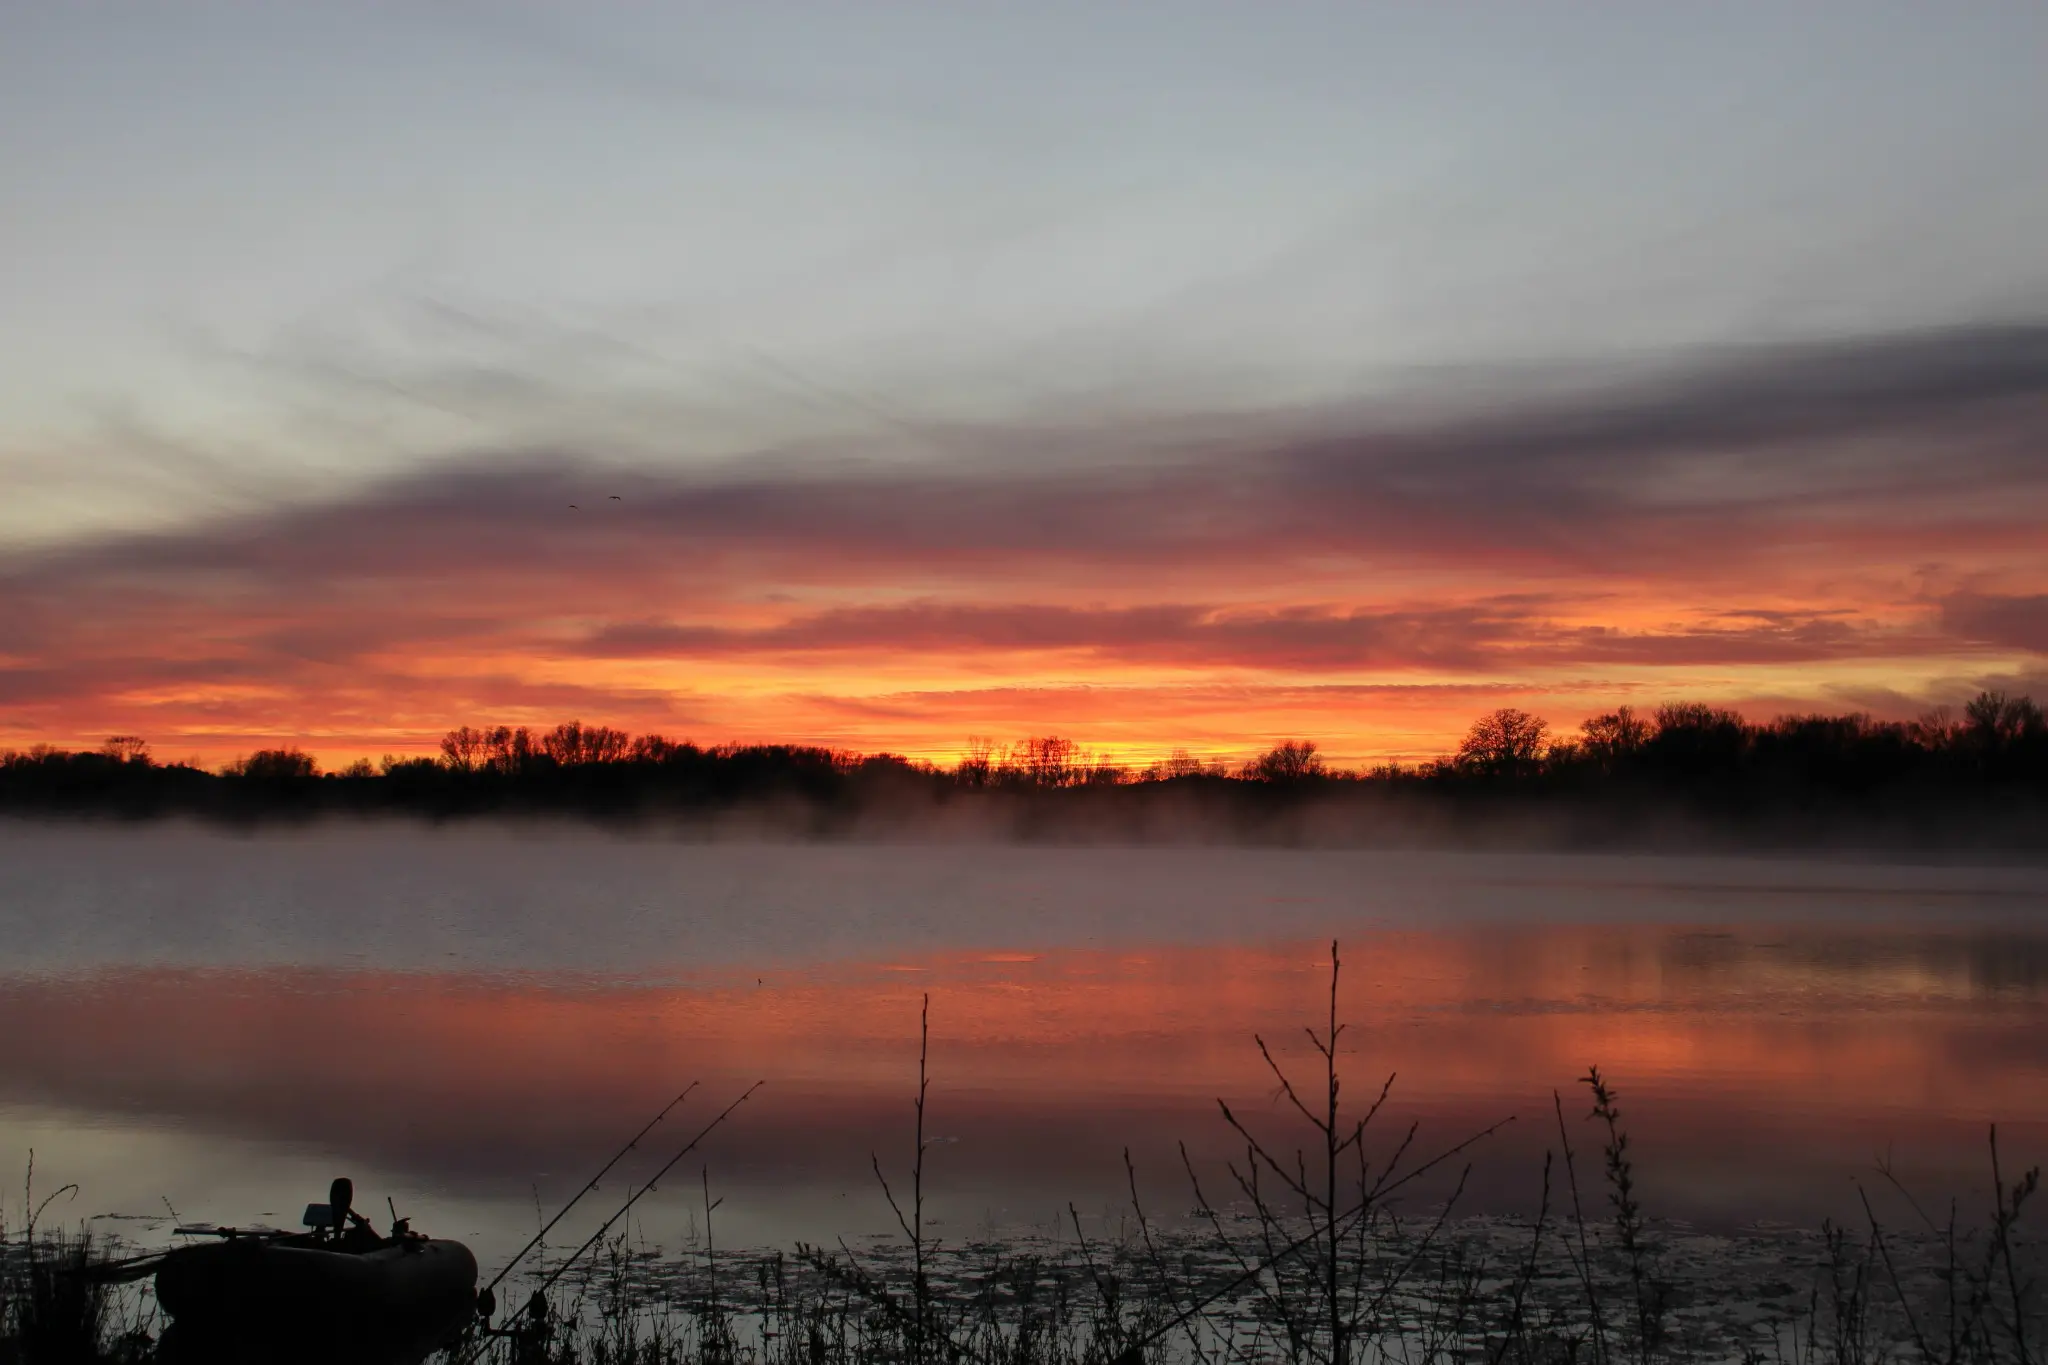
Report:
3,695,2044,844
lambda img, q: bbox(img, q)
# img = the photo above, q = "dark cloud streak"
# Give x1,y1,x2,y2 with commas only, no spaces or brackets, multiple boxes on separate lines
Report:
12,320,2048,596
1942,593,2048,655
578,602,1932,672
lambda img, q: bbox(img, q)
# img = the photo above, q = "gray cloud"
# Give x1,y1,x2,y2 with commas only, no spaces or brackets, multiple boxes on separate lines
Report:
11,318,2047,594
1942,593,2048,655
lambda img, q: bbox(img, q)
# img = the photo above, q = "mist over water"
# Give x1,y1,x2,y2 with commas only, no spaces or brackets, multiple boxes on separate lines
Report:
3,822,2045,1268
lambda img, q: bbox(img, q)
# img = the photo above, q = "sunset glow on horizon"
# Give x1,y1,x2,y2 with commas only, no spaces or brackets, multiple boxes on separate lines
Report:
6,338,2045,771
4,8,2046,767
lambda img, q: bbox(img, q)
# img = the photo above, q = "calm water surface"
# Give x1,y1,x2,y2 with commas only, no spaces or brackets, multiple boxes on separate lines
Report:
3,822,2045,1268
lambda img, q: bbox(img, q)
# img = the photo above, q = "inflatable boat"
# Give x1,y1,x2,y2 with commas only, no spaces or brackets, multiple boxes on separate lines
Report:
147,1179,482,1365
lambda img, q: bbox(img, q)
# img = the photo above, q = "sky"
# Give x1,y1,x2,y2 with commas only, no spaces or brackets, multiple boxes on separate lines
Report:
4,3,2048,767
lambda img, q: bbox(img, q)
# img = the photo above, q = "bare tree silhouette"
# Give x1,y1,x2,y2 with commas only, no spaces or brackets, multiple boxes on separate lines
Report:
1247,739,1327,782
1456,708,1550,777
1579,707,1649,771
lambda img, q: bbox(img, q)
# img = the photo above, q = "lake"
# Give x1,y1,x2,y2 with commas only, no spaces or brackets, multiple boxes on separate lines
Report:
3,821,2045,1277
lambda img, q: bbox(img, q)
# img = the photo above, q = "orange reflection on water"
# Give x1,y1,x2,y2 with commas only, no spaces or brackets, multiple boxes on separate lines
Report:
3,926,2045,1234
5,928,2045,1116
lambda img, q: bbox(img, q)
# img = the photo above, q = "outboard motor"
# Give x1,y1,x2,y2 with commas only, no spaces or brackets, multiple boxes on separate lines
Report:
327,1177,354,1243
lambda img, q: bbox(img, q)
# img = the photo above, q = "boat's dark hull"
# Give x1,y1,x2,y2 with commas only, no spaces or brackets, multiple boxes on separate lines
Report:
154,1237,477,1365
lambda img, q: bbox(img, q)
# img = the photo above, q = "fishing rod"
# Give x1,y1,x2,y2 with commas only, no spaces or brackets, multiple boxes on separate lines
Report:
76,1215,326,1285
464,1081,762,1360
480,1082,699,1300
